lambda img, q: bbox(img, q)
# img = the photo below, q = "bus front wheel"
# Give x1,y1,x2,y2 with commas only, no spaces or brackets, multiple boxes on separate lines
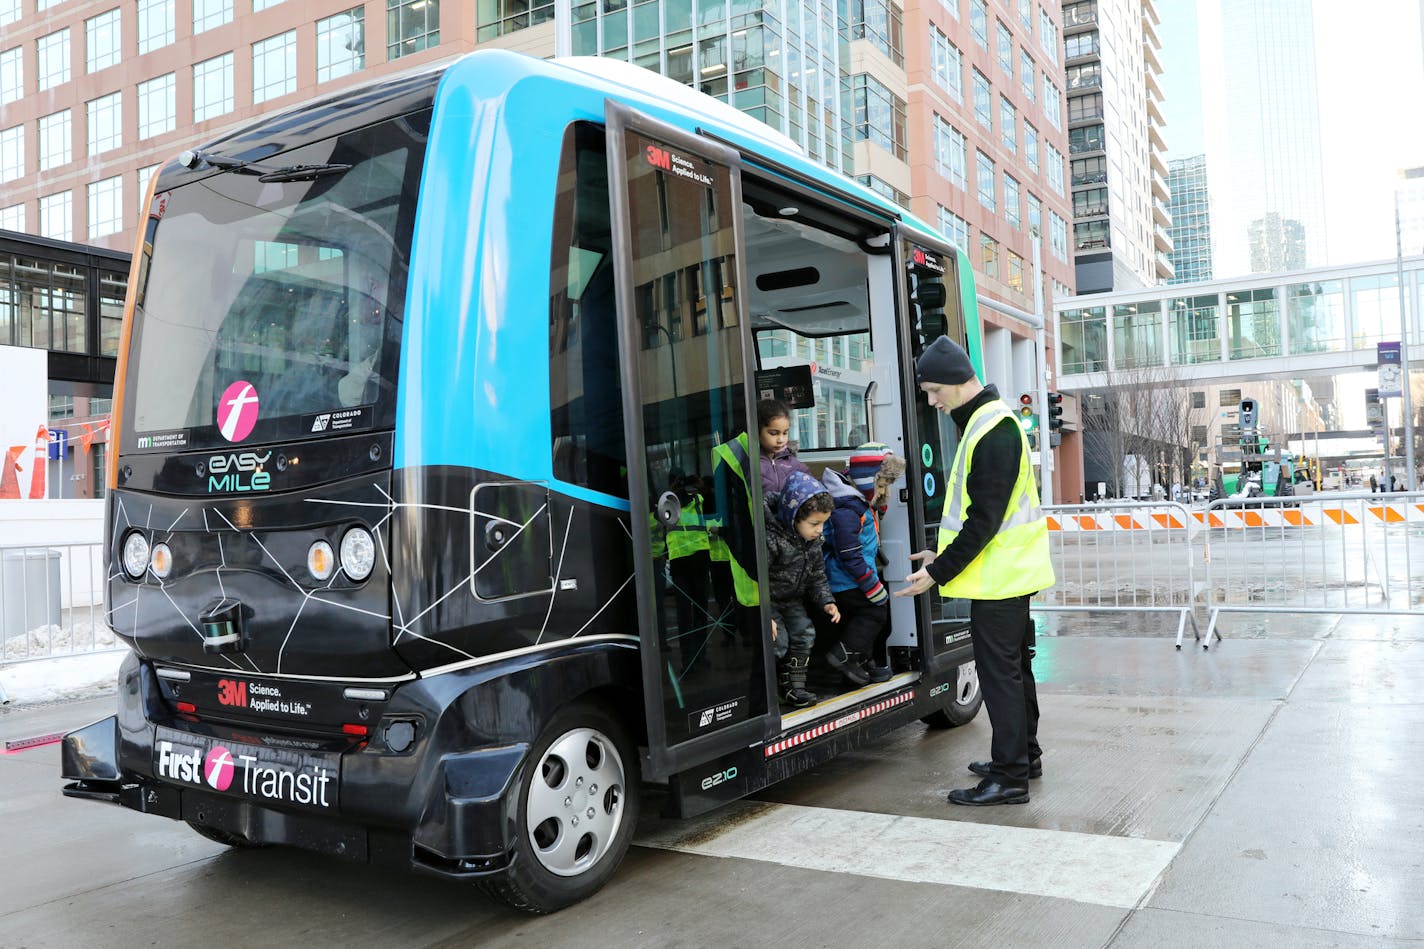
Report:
482,701,640,914
921,661,983,728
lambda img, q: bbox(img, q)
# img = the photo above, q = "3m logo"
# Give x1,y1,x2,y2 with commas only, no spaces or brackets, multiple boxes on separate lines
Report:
698,709,715,727
646,145,672,170
310,414,330,432
217,678,248,708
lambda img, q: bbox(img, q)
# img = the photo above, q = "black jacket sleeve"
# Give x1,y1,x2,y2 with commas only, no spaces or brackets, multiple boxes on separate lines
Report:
926,415,1021,586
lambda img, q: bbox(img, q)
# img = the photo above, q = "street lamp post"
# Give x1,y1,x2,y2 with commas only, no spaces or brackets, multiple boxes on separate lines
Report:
1394,168,1419,491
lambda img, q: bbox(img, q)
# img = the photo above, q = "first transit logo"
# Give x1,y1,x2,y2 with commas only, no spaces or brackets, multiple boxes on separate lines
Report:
217,381,260,443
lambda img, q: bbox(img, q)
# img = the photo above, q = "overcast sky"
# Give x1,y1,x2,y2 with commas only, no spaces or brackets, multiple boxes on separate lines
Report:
1158,0,1424,268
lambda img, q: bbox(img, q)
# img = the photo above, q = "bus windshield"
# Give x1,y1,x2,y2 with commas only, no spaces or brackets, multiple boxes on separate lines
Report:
123,111,430,451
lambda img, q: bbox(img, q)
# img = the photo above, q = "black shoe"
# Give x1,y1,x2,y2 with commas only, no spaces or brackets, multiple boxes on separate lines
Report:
947,779,1030,806
779,685,818,709
825,643,870,687
968,758,1042,780
864,661,893,683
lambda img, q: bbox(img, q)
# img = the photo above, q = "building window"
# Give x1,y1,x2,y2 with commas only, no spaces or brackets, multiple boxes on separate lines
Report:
38,29,71,92
86,92,122,155
253,31,296,103
1004,174,1021,228
0,124,22,182
253,0,286,10
1074,218,1109,250
930,27,962,102
1073,187,1108,218
1286,280,1347,354
1169,295,1221,365
388,0,440,59
39,191,72,241
193,0,232,34
972,68,991,128
933,114,967,190
852,73,908,161
1046,143,1064,195
1112,301,1163,368
0,204,23,230
976,150,995,212
1039,7,1057,64
852,0,905,67
1007,251,1025,293
937,206,969,249
1020,48,1035,101
855,174,910,209
1349,274,1402,347
1065,30,1099,59
39,110,71,171
0,0,17,26
1000,96,1016,153
1225,288,1280,360
979,233,999,280
477,0,554,41
1,47,20,106
1042,76,1061,130
1063,0,1097,28
1069,124,1104,155
1027,191,1041,236
137,73,175,139
1071,155,1107,185
136,163,159,212
137,0,175,55
1049,210,1068,261
317,8,365,81
970,0,987,47
996,19,1012,72
1068,92,1103,123
1067,61,1100,91
87,175,123,238
1059,306,1106,373
86,9,122,73
1024,121,1039,173
193,52,234,121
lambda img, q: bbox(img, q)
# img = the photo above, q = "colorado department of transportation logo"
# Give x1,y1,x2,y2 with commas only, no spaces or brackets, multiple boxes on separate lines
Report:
217,381,260,443
204,745,236,791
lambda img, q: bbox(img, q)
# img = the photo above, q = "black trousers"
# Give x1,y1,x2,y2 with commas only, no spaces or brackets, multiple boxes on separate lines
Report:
831,589,888,656
968,594,1041,785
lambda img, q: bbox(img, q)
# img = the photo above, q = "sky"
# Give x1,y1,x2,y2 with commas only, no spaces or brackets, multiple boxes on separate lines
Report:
1156,0,1424,270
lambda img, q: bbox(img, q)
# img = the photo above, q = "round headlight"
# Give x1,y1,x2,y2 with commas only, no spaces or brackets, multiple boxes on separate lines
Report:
307,540,335,582
340,527,375,581
150,543,173,579
122,531,150,579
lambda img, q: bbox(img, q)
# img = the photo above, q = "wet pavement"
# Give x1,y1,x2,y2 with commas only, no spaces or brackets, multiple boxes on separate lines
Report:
1,609,1420,947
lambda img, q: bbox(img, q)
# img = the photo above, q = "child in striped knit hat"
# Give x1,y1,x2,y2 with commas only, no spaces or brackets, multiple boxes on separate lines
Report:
819,442,906,686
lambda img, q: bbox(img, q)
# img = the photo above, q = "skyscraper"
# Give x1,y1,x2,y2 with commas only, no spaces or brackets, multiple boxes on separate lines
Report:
1197,0,1327,276
1166,154,1211,283
1061,0,1172,294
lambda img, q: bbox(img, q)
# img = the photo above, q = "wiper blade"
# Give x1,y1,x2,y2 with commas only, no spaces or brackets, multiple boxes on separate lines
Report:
177,148,350,183
257,163,352,183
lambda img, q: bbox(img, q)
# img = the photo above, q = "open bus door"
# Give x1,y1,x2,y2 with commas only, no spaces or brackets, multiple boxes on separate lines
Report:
604,102,779,781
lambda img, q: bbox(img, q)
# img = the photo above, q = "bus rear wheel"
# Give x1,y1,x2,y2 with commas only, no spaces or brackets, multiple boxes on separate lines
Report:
481,701,640,914
921,660,982,729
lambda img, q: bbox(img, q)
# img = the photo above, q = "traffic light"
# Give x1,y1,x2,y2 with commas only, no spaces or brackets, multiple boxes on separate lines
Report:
1018,393,1037,431
1046,391,1064,431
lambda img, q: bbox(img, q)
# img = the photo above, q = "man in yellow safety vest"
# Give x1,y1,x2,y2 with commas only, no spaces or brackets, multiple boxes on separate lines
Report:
895,335,1055,806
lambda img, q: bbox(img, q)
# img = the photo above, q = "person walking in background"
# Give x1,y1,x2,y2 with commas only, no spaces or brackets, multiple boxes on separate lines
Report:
895,336,1055,807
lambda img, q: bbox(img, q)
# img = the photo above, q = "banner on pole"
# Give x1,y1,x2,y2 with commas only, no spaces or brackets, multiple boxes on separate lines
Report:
1378,341,1402,398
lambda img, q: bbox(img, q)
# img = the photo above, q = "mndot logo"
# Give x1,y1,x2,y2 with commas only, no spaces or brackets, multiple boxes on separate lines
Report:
204,745,236,791
217,381,260,443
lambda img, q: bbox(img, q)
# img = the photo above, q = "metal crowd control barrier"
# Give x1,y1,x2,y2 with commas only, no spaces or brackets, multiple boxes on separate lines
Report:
0,542,113,663
1037,501,1202,648
1202,490,1424,642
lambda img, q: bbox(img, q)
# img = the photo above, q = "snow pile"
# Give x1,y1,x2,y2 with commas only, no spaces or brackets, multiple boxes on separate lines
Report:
1,622,127,706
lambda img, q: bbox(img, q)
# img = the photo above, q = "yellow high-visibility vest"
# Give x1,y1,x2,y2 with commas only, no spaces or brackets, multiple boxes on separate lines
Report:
710,433,759,606
936,399,1055,599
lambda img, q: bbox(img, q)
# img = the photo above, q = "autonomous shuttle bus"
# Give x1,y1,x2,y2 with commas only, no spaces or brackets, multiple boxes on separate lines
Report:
62,51,988,912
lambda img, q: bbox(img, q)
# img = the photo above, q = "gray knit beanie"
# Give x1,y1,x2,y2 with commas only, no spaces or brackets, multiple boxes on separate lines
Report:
915,335,976,385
